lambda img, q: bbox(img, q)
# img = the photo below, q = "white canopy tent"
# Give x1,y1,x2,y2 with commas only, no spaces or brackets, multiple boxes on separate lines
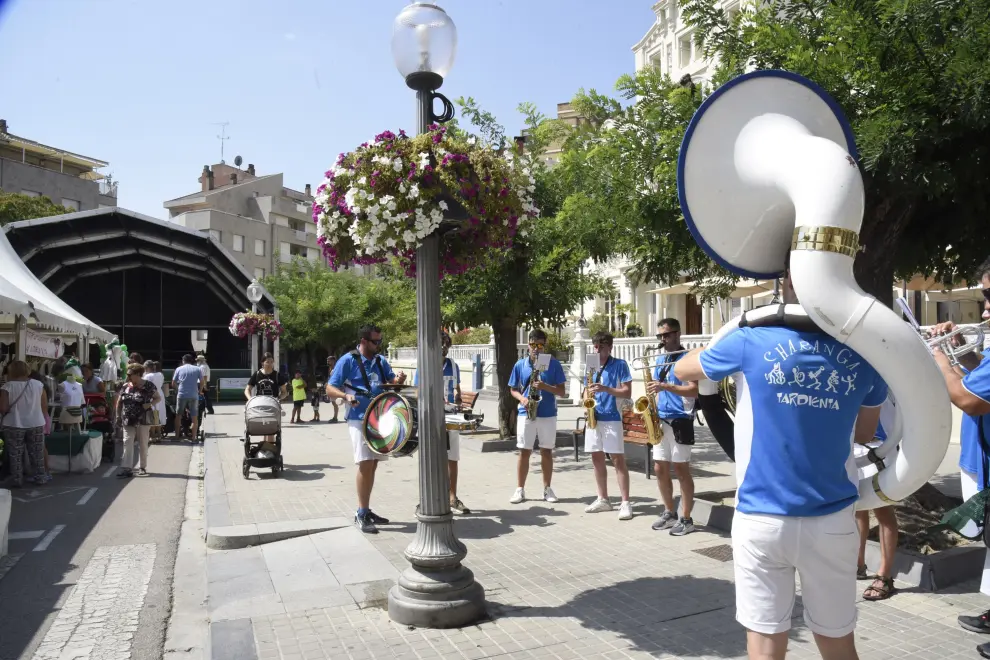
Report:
0,226,113,358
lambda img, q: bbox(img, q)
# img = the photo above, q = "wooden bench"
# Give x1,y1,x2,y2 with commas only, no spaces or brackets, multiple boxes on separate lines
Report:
460,391,479,409
569,409,654,479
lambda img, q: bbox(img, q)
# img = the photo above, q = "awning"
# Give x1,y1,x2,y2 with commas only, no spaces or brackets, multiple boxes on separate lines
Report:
647,279,776,299
0,226,113,341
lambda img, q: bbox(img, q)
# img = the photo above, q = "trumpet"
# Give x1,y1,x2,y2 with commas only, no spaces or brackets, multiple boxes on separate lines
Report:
630,351,664,446
896,299,989,367
582,369,597,430
926,321,989,366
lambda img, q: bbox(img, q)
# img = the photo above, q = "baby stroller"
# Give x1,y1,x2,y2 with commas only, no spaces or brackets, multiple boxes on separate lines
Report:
242,392,283,478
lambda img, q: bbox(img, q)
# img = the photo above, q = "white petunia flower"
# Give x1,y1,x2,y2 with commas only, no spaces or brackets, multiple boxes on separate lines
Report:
439,201,448,211
392,158,403,172
386,238,397,248
402,230,415,244
408,184,419,199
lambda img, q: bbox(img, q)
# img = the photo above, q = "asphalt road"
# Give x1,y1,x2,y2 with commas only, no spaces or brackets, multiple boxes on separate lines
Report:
0,437,193,660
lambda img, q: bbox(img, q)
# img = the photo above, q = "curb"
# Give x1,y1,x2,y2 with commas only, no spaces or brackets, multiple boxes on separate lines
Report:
206,517,351,550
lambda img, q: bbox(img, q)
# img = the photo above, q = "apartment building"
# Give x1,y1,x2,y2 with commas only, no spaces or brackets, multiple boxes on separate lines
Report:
164,163,323,280
633,0,743,88
0,118,118,211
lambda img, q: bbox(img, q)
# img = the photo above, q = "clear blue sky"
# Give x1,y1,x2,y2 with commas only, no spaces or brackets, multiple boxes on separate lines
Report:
0,0,652,218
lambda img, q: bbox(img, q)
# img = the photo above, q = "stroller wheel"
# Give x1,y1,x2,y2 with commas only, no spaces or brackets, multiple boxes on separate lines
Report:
271,465,279,476
242,460,250,479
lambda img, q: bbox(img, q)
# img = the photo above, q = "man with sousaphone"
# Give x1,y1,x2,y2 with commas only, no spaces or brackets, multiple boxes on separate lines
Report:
326,324,407,534
508,329,567,505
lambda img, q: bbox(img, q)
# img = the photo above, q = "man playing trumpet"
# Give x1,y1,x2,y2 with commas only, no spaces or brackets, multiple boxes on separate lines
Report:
928,258,990,657
647,318,699,536
508,329,567,504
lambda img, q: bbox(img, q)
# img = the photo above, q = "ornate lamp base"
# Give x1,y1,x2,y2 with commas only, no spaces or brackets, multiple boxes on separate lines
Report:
387,512,485,628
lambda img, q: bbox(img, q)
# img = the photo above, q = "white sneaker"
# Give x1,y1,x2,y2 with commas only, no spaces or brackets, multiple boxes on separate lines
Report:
618,501,634,520
584,497,613,513
543,486,559,503
510,487,526,504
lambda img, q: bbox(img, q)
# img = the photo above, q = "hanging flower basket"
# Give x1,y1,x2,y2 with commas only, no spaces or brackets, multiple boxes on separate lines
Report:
229,312,283,342
312,125,539,278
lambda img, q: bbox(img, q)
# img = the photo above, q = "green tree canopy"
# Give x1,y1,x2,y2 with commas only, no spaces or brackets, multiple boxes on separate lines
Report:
555,68,736,303
0,190,71,226
263,259,417,361
438,101,611,437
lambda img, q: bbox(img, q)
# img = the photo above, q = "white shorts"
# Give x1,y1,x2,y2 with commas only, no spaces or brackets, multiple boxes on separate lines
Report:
516,416,557,450
348,420,388,464
584,420,624,454
447,430,460,462
651,422,692,463
732,506,858,637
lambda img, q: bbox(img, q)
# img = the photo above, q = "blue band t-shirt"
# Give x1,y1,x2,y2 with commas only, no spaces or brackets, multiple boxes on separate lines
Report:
699,327,888,517
412,358,460,404
653,352,694,420
508,356,567,418
329,352,396,421
588,357,632,423
960,349,990,488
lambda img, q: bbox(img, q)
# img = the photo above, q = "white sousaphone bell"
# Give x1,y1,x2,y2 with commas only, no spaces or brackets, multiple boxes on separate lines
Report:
678,70,951,510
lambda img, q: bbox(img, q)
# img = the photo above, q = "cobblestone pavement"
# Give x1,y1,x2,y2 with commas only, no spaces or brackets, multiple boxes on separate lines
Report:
204,404,989,659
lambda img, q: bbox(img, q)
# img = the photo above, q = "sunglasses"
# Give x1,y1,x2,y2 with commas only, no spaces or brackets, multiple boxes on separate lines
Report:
529,342,545,349
365,337,384,345
656,331,679,340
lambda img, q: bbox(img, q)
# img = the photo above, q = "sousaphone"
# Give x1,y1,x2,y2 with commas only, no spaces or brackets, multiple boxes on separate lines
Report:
678,70,951,509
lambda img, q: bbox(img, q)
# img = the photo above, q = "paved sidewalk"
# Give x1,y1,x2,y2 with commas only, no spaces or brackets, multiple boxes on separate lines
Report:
199,403,989,660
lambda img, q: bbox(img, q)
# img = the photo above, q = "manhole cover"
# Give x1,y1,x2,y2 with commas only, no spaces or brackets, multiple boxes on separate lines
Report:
693,544,733,562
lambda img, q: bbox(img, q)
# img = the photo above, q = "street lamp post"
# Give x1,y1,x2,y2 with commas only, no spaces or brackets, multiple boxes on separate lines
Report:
387,2,485,628
246,279,264,374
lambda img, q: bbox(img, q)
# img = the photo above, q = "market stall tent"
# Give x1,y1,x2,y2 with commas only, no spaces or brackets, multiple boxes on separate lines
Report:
0,225,112,356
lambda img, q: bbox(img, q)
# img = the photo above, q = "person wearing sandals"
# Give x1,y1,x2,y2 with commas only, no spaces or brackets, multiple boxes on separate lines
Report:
855,417,898,602
0,360,49,488
114,364,161,478
928,257,990,658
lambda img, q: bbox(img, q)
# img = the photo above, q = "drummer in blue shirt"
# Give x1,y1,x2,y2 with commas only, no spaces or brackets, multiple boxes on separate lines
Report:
326,324,406,534
582,331,635,521
413,331,471,515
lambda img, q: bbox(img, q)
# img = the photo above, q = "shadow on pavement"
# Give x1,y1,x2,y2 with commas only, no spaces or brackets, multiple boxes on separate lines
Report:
490,575,747,657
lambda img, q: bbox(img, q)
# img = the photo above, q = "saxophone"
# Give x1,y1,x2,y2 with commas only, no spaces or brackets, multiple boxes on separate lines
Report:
631,350,663,446
582,368,597,430
526,361,542,421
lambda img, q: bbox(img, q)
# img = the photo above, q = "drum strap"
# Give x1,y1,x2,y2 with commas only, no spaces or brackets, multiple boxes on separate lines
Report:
350,350,387,394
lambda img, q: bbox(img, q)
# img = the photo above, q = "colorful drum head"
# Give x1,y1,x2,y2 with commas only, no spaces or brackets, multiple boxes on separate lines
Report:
363,392,419,457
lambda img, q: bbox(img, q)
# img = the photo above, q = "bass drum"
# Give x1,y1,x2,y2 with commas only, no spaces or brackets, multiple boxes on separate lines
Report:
363,392,419,457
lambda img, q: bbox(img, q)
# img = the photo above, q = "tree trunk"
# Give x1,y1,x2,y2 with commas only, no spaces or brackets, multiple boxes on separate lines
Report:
854,193,915,308
492,316,519,439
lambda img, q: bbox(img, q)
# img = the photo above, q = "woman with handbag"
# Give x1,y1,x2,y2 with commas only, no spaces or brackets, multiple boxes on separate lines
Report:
114,364,161,478
0,360,49,487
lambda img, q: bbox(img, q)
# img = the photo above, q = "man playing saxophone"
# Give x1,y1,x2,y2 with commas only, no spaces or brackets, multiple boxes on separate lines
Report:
647,318,699,537
583,331,635,520
508,329,567,505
